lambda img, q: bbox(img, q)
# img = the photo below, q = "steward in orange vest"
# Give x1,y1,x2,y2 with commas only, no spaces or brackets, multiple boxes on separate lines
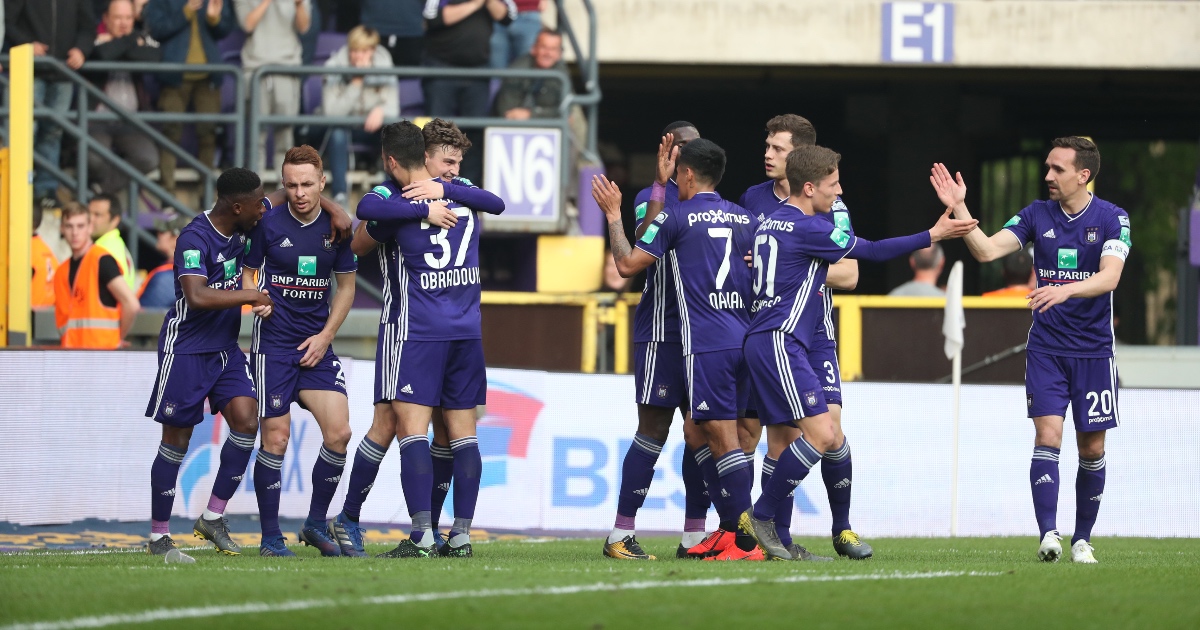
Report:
53,203,141,349
31,234,58,308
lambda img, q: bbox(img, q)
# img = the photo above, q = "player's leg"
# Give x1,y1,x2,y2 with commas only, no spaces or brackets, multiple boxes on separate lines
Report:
297,387,352,557
148,424,193,554
249,352,297,557
681,412,735,558
679,414,711,553
380,400,436,558
811,347,869,558
429,408,454,547
1067,356,1119,563
434,339,488,558
1026,349,1071,561
333,402,396,557
737,417,761,488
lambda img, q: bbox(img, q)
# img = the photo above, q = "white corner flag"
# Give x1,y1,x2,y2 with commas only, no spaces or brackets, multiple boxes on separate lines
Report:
944,260,965,536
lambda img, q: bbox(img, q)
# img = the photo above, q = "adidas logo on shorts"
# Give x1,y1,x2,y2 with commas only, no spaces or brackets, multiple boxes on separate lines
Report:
267,481,281,490
834,478,851,489
401,384,414,395
697,401,710,411
281,238,294,248
1035,474,1054,485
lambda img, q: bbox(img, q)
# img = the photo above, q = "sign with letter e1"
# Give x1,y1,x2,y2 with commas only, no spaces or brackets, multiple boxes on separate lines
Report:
882,2,954,63
484,127,562,229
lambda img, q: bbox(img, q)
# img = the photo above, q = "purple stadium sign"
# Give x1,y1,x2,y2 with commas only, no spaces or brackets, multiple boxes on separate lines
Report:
484,127,562,224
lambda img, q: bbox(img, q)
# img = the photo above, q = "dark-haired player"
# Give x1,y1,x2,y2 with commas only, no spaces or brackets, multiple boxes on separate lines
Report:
244,146,358,557
930,137,1129,564
595,138,763,561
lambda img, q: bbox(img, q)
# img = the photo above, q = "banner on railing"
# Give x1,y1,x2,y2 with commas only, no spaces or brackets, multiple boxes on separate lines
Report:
2,351,1199,538
483,126,561,225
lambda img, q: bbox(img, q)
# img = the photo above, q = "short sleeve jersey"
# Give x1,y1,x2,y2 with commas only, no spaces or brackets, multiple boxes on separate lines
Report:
158,211,251,354
365,179,483,340
631,179,682,344
635,191,757,355
1001,195,1131,358
244,200,358,354
746,205,857,349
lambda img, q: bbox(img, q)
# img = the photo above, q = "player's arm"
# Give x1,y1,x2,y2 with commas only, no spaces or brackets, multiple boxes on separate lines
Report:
1027,256,1124,313
593,175,656,277
352,220,380,257
357,188,458,229
930,163,1022,262
635,133,678,241
106,273,141,345
826,259,858,291
844,210,977,262
432,0,484,27
298,271,355,367
402,179,506,215
179,274,272,312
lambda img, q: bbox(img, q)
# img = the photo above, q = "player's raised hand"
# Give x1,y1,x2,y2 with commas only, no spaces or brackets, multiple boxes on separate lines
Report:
403,179,446,201
928,208,978,242
930,163,967,210
655,133,679,186
426,200,458,229
297,332,333,368
591,175,622,222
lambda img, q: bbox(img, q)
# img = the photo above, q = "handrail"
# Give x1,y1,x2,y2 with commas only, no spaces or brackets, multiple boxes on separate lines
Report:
556,0,602,161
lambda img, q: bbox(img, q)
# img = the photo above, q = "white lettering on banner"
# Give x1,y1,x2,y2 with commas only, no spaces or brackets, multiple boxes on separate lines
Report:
484,127,561,220
1,354,1198,538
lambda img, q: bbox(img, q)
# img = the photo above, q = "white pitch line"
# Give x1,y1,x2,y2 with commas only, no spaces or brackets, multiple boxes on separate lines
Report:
1,571,1000,630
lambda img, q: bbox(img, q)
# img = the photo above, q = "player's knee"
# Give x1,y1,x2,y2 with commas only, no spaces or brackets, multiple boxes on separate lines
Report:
326,423,352,451
637,417,671,442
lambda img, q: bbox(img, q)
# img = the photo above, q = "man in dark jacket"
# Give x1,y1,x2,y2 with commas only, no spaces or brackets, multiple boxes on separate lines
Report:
143,0,234,191
87,0,161,194
5,0,98,201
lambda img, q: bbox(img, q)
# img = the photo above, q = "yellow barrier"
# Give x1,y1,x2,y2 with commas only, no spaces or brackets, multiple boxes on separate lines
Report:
4,44,35,347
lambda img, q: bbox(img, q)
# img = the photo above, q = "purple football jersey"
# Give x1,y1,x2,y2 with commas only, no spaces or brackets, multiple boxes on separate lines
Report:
631,179,682,344
244,200,357,354
158,211,255,354
1002,195,1130,358
635,191,757,355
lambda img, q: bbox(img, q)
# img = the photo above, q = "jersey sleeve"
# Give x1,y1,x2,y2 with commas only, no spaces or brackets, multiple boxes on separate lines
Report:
175,231,208,279
334,236,358,274
634,208,675,259
844,232,932,263
364,219,397,245
242,223,265,269
443,181,505,215
1001,203,1036,248
802,222,857,264
632,188,651,230
1102,208,1132,262
356,183,430,222
831,198,855,238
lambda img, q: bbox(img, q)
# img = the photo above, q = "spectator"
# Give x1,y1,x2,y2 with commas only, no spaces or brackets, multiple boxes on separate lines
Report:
601,248,630,294
360,0,424,66
422,0,514,183
488,0,539,69
89,193,136,289
54,201,140,349
31,202,60,309
235,0,311,171
6,0,97,202
138,214,187,309
87,0,161,196
494,29,584,140
983,248,1036,298
145,0,235,192
888,243,946,297
321,25,397,202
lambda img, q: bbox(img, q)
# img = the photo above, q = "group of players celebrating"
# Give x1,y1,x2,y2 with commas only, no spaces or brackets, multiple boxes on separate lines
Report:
593,115,1128,564
144,118,500,559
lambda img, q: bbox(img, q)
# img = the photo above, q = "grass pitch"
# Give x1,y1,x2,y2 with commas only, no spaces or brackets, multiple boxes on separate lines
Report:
2,536,1199,629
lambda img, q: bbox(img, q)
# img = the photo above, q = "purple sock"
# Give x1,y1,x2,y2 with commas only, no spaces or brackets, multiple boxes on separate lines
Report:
1073,454,1106,544
682,445,710,521
208,430,256,511
753,436,820,521
450,436,481,529
744,450,756,492
715,449,751,515
430,443,454,529
342,437,387,521
254,449,284,538
398,435,433,518
616,433,664,522
151,442,187,532
822,438,853,535
307,445,345,525
1030,446,1060,537
762,457,793,547
694,446,729,523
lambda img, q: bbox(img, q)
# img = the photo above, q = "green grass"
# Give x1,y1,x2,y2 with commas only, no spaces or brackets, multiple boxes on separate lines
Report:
2,537,1199,629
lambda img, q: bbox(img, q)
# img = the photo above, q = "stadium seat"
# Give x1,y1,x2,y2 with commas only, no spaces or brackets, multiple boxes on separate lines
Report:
217,30,246,65
399,79,425,118
314,32,347,67
302,75,324,114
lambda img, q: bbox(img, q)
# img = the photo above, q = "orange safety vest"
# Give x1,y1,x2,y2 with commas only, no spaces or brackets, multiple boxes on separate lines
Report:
138,262,173,299
54,246,122,349
982,286,1031,298
31,235,59,307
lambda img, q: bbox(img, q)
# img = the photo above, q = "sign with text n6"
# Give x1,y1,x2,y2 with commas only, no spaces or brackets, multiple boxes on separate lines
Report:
484,127,562,225
882,2,954,64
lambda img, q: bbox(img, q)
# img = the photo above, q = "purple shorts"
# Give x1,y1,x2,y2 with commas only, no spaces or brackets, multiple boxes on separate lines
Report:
737,358,758,418
808,334,843,407
251,349,347,418
145,347,258,427
634,341,687,409
743,331,829,426
685,348,750,421
1025,349,1119,432
376,330,486,409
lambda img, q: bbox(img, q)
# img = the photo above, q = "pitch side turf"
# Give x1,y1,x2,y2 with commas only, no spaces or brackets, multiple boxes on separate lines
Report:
2,537,1198,629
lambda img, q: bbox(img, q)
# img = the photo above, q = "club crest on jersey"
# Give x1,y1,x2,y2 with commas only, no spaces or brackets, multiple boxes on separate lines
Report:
322,234,333,251
163,402,177,417
1086,227,1098,243
270,394,283,410
804,391,818,407
656,384,669,399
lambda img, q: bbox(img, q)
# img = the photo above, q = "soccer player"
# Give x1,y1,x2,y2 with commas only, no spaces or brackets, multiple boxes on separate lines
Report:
144,168,274,556
243,146,358,557
738,114,866,560
740,145,977,560
929,137,1128,563
595,138,763,561
347,121,504,559
598,122,713,561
